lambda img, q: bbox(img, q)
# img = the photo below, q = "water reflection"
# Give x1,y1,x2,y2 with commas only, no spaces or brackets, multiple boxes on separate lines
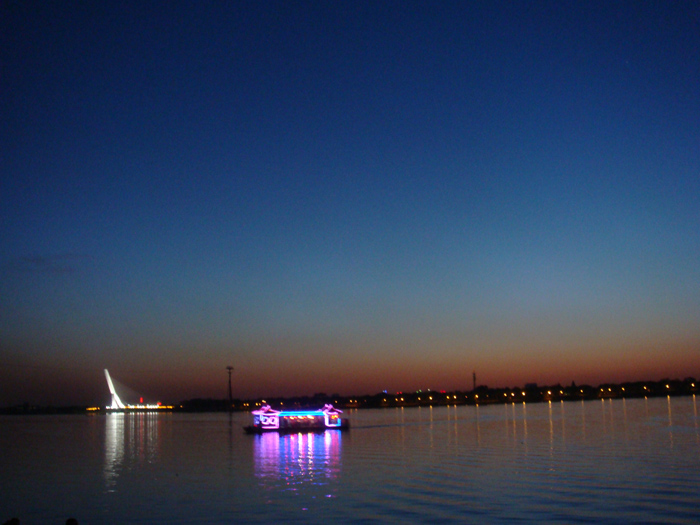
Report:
694,395,699,444
104,413,160,491
559,400,566,444
667,395,674,449
548,401,553,455
522,402,528,447
475,404,481,446
253,431,342,490
448,405,459,447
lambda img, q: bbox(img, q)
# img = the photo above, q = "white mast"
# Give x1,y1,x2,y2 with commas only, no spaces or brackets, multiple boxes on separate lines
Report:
104,369,125,409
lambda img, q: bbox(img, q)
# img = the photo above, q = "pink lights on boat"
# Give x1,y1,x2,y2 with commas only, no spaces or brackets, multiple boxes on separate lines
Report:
251,404,344,430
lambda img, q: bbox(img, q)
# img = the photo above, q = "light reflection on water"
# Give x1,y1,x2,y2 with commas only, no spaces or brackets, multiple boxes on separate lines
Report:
253,431,342,490
1,397,699,523
104,412,161,491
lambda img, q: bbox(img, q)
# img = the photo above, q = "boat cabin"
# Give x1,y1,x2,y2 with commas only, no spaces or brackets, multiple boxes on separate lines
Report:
247,404,347,433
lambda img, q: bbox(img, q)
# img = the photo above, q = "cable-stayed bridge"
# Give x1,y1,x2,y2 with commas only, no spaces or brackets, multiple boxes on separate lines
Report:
103,369,173,411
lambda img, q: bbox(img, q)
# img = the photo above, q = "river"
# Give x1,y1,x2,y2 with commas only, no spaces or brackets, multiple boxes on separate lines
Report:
1,396,699,523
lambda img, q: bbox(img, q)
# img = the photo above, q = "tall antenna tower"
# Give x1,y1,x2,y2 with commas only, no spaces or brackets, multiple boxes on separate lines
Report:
226,366,234,407
473,370,476,392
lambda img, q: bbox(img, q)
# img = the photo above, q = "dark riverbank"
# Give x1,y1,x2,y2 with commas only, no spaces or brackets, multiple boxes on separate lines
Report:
234,377,698,411
2,377,696,415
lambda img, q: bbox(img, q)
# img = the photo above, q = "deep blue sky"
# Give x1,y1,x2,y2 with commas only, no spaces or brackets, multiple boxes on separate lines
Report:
2,1,699,406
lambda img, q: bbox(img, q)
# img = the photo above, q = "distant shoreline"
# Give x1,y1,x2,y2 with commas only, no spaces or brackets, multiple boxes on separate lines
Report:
2,377,696,415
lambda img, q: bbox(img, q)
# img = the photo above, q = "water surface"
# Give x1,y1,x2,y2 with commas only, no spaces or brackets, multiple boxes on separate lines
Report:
1,396,699,523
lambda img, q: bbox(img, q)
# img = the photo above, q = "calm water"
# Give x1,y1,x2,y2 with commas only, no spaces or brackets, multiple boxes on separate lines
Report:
2,397,699,524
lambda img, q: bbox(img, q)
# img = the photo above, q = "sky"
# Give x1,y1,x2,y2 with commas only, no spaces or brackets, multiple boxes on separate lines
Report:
1,0,699,407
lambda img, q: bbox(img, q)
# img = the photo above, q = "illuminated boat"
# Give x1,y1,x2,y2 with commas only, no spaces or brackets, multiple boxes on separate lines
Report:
245,404,349,434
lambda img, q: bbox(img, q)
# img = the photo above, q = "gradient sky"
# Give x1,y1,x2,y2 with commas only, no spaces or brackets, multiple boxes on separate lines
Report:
2,1,699,406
